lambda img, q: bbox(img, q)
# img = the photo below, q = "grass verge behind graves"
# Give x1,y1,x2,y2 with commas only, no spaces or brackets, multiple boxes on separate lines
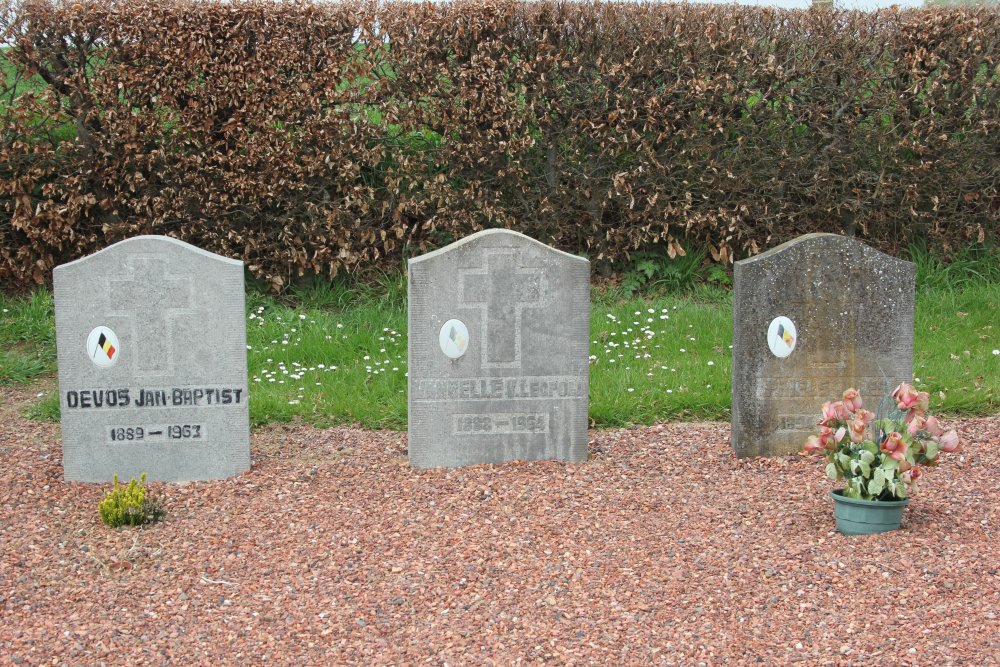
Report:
1,258,997,428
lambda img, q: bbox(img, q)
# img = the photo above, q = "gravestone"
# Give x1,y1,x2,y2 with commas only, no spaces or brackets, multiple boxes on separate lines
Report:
731,233,915,458
54,236,250,481
408,229,590,467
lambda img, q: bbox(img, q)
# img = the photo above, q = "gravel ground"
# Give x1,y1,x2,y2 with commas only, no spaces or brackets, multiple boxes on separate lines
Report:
1,384,998,666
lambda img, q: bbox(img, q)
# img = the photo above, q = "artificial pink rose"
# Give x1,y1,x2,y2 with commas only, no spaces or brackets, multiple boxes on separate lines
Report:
907,414,926,437
901,466,922,485
892,383,918,408
881,432,907,461
842,388,863,413
848,415,868,444
938,430,961,453
924,415,945,437
803,435,824,455
893,383,929,413
819,401,849,427
834,426,847,444
856,409,876,426
817,426,837,450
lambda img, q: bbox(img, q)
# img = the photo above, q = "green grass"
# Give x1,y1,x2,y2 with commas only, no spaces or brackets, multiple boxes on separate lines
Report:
1,250,997,427
913,282,999,415
0,290,56,385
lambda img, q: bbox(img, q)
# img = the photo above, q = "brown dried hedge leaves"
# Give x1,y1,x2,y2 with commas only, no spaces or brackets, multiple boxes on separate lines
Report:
1,1,997,289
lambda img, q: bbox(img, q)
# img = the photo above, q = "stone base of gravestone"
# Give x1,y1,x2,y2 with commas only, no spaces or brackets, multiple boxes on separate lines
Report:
731,233,915,458
408,229,590,468
54,236,250,482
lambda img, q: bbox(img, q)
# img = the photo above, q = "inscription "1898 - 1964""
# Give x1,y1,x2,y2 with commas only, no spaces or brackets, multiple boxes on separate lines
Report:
454,413,548,435
65,387,244,409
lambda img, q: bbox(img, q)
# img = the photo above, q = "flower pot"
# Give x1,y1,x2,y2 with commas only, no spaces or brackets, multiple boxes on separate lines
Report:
830,490,910,535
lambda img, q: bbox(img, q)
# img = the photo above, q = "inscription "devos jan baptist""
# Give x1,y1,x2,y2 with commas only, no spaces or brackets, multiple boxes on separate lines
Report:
64,386,244,409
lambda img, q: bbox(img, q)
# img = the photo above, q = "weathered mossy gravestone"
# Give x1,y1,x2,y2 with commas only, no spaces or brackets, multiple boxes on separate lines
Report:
408,229,590,467
731,233,915,458
54,236,250,481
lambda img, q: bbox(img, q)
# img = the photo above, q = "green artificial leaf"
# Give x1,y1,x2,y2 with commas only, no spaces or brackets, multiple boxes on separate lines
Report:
862,441,879,456
850,460,860,475
873,467,886,486
882,457,899,471
868,476,886,497
859,461,871,478
859,450,875,465
925,440,940,461
836,453,852,470
826,462,839,480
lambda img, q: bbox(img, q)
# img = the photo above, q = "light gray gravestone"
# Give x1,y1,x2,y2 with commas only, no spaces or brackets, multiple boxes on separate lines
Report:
408,229,590,467
731,233,915,458
54,236,250,481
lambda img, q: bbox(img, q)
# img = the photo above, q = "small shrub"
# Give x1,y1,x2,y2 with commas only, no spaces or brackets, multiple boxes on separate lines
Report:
98,473,164,528
620,247,709,296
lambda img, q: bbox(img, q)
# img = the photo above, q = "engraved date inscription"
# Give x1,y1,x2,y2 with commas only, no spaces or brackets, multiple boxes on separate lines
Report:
453,413,548,435
109,424,204,443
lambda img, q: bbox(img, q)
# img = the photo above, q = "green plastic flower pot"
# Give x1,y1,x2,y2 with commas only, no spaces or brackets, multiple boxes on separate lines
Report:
831,490,910,535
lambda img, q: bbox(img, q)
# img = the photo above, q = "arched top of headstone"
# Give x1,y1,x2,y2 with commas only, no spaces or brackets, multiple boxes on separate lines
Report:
410,228,588,268
55,235,242,274
738,233,911,271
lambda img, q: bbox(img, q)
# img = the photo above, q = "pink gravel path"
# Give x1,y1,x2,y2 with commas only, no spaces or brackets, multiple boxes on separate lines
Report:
1,385,997,666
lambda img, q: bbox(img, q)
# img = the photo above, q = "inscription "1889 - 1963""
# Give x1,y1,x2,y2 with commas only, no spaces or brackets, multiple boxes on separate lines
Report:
110,424,204,442
65,387,244,410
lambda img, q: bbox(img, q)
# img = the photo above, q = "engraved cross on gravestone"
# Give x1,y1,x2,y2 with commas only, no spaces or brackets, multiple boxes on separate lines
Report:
462,251,541,366
110,257,192,376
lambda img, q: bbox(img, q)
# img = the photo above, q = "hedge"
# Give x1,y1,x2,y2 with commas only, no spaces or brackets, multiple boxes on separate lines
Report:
1,0,997,289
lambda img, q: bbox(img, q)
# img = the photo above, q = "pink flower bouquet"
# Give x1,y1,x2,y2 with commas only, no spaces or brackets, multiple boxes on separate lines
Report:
802,384,961,501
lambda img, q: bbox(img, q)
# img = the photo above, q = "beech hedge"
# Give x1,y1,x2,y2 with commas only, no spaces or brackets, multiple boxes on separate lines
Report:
1,0,997,289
